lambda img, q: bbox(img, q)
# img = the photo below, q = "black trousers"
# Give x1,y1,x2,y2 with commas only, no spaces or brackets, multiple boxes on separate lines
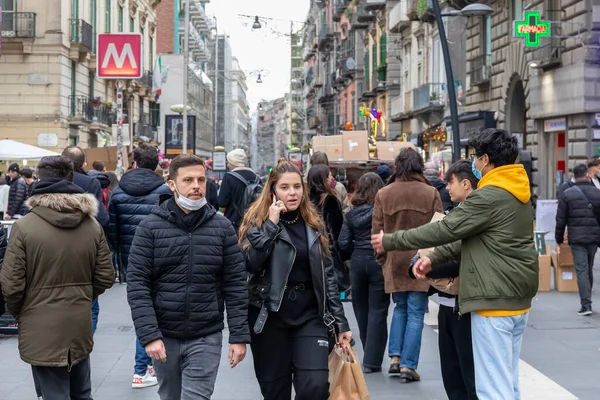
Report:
249,306,330,400
31,357,92,400
349,253,390,368
438,304,478,400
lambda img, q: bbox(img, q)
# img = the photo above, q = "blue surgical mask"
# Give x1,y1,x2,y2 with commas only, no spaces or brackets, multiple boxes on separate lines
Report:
472,156,484,180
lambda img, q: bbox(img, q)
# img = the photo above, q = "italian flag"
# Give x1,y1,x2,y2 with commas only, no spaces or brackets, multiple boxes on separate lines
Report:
152,56,164,101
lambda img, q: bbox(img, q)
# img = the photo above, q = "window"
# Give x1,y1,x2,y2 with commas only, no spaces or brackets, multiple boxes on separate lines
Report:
2,0,15,31
70,61,77,116
105,0,111,32
118,6,123,32
379,33,387,65
130,16,135,33
513,0,523,20
71,0,79,19
431,36,444,84
351,92,355,127
88,72,94,99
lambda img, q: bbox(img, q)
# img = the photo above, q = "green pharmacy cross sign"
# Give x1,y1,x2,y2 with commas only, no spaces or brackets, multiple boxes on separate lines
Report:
515,11,550,47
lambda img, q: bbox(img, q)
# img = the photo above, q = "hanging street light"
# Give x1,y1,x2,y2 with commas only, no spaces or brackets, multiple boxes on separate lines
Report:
256,73,263,84
252,16,262,29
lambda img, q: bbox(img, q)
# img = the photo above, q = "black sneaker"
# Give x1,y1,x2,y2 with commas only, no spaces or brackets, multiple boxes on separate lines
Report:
577,307,592,316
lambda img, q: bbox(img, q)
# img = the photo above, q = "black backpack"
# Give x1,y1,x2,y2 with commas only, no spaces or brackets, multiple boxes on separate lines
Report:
228,171,263,215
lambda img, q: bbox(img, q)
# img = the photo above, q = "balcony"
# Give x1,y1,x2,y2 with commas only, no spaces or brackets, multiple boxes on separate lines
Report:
333,0,349,22
1,12,37,53
413,83,445,113
389,0,410,32
135,114,153,141
190,0,209,32
404,91,412,112
375,64,387,93
469,54,491,87
318,24,335,52
90,105,117,130
407,0,419,21
365,0,386,11
69,19,93,61
69,97,116,129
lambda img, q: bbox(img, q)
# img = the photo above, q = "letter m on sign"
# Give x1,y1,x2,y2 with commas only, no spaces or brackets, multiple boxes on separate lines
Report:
97,33,143,79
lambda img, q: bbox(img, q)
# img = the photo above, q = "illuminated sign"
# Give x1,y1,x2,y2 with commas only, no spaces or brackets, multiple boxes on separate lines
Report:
97,33,143,79
514,11,550,47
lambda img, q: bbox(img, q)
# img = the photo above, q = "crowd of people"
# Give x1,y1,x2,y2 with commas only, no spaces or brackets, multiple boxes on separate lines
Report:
0,127,567,400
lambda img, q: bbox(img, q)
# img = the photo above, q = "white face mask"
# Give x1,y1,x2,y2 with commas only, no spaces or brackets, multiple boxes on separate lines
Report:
174,185,207,211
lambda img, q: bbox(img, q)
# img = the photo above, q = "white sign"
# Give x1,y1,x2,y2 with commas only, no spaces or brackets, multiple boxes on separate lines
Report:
212,151,227,171
112,124,130,146
289,153,301,162
544,118,566,132
37,133,58,147
594,130,600,140
535,200,558,241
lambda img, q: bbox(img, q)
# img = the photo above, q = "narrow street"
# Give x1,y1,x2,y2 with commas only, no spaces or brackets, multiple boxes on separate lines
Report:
1,274,599,400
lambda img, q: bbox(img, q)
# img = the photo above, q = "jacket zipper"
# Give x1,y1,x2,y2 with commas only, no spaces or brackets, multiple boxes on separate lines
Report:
274,236,296,312
185,232,193,336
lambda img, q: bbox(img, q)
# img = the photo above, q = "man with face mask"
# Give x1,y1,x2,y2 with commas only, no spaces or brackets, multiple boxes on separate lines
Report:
127,154,250,400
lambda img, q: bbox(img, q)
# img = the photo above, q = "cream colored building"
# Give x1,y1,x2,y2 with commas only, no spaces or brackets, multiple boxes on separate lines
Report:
0,0,159,155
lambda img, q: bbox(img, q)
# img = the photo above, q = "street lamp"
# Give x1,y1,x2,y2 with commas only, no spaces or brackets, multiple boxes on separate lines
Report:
256,73,262,84
252,16,262,29
433,1,493,162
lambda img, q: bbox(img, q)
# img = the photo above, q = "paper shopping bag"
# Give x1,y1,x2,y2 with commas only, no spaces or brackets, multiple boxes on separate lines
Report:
417,212,446,258
328,343,370,400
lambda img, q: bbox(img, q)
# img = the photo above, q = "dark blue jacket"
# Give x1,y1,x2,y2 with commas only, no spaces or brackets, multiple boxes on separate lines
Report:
108,168,171,271
73,172,109,228
127,197,250,346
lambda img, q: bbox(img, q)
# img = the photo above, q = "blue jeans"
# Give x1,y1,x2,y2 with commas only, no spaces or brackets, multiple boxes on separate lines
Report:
471,312,529,400
135,338,152,376
91,299,99,335
388,291,428,370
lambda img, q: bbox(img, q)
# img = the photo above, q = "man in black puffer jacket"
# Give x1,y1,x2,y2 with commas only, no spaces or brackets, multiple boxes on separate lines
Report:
127,155,249,399
5,163,28,220
555,163,600,316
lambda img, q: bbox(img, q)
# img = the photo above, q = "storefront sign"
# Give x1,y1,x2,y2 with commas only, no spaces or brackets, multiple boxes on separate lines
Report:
544,118,566,132
212,151,226,171
514,11,550,47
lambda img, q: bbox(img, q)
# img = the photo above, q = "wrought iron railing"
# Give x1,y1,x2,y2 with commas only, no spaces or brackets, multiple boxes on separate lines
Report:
413,83,445,111
1,12,36,38
69,19,93,51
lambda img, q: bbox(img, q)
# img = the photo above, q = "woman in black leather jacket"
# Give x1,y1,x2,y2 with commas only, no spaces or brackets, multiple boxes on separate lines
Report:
239,160,352,400
339,172,390,373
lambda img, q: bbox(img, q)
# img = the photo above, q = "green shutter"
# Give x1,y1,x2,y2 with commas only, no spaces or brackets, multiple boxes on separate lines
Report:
149,36,154,69
118,6,123,32
372,44,376,70
91,0,97,53
380,33,387,64
364,51,369,82
105,0,111,33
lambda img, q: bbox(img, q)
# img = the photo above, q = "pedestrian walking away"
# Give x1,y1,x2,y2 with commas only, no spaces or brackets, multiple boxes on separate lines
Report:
109,144,172,388
0,155,115,400
555,163,600,316
239,158,352,400
372,128,538,400
338,172,389,374
127,154,250,400
371,148,443,382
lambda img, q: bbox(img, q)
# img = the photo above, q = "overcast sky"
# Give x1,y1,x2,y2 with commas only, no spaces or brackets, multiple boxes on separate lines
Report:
208,0,309,109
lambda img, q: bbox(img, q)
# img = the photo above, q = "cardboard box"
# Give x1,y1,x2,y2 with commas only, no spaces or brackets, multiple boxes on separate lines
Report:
557,244,573,266
538,254,551,292
376,141,416,161
84,146,129,172
342,131,370,161
312,136,327,153
325,135,343,161
554,264,578,292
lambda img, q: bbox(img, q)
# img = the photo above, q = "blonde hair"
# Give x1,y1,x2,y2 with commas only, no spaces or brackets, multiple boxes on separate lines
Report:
238,159,330,255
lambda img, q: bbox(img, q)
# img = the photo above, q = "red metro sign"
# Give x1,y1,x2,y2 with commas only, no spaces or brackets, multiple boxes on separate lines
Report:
97,33,143,79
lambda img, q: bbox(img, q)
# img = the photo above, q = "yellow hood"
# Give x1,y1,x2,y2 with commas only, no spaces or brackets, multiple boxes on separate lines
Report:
478,164,531,203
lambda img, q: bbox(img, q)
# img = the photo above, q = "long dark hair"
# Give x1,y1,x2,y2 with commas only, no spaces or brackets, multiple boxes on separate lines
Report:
239,159,330,254
394,148,425,181
307,164,337,208
352,172,384,206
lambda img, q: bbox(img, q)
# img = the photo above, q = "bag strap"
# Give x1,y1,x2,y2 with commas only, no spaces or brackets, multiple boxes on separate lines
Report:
228,171,250,186
572,186,592,208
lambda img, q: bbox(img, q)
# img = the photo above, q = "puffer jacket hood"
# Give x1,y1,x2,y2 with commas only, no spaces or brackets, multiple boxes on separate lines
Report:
87,170,111,189
120,168,166,196
27,193,98,229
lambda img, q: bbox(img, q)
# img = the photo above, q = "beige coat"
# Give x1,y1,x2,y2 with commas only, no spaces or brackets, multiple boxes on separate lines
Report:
372,176,442,293
0,192,114,367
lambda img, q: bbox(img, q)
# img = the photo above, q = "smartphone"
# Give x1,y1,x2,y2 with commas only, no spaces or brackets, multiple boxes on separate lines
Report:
272,189,281,202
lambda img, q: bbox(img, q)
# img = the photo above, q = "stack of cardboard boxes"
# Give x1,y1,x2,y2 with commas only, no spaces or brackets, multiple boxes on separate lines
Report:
312,131,415,162
552,242,579,292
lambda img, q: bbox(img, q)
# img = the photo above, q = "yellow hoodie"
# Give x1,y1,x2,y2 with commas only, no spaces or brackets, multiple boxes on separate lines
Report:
478,164,531,204
475,164,532,317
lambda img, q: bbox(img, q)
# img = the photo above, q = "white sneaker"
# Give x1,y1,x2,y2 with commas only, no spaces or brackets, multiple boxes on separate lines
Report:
147,365,155,377
132,372,158,389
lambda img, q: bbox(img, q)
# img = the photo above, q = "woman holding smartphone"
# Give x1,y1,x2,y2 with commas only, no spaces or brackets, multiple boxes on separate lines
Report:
239,159,352,400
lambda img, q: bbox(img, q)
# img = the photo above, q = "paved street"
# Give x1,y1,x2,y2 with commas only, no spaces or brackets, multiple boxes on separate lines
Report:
1,264,600,400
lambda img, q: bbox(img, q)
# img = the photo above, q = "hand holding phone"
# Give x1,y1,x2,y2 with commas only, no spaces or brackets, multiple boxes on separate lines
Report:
269,191,287,224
